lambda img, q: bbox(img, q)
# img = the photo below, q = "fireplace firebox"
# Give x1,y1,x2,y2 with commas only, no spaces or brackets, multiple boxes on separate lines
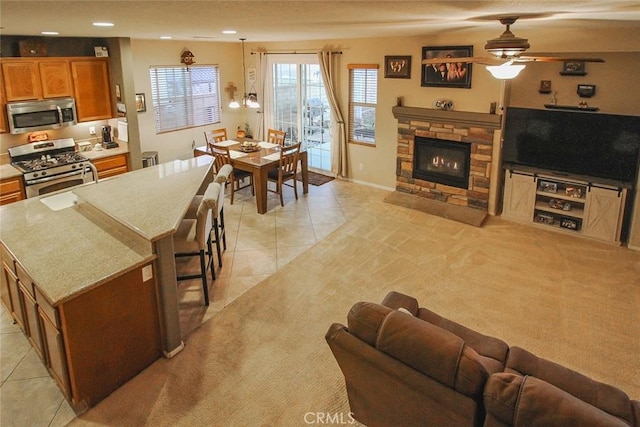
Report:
413,137,471,189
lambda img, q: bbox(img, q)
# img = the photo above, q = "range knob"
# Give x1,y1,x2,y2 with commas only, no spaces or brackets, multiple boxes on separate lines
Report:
41,171,47,176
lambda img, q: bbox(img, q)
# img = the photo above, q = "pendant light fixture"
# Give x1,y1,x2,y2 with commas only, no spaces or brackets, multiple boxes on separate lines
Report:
229,38,260,109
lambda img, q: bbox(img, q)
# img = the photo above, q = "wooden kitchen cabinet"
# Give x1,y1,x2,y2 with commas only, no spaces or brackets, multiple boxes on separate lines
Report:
35,286,71,400
1,245,17,317
1,60,41,101
0,176,26,205
18,271,45,362
0,69,7,133
1,59,73,101
39,60,74,98
92,153,129,179
71,59,113,122
3,258,26,333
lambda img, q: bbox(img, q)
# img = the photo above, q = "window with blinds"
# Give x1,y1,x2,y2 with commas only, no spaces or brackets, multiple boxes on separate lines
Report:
149,65,221,134
348,64,378,145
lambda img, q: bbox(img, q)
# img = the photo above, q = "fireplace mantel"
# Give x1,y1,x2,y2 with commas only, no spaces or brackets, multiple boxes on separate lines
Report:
392,106,502,130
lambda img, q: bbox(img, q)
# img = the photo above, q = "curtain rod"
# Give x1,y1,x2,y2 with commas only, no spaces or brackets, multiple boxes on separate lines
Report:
250,50,342,55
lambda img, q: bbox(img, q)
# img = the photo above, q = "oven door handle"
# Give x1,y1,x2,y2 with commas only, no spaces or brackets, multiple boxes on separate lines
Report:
56,105,63,126
25,168,84,185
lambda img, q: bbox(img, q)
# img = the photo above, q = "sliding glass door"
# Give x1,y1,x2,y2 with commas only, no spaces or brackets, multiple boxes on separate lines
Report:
269,54,332,173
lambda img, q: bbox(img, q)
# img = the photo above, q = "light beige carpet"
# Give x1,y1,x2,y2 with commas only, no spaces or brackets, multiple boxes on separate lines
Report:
72,198,639,426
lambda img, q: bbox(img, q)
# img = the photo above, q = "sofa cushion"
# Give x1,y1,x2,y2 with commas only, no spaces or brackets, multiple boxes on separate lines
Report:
379,291,508,371
505,347,635,424
348,301,491,398
484,373,631,427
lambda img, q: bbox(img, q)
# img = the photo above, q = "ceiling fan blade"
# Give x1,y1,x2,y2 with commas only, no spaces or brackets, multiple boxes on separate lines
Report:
516,56,605,63
421,56,502,65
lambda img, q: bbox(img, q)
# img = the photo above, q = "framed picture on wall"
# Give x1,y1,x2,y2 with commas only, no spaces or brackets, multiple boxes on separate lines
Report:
384,55,412,79
135,93,146,112
421,45,473,88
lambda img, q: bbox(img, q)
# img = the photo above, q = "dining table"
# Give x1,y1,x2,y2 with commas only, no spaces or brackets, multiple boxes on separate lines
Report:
194,139,309,214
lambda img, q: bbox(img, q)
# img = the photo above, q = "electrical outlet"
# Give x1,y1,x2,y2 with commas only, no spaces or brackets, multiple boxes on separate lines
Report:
359,163,364,172
142,265,153,282
89,126,96,135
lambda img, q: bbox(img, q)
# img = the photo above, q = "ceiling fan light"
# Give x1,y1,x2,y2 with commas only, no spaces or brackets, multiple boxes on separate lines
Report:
229,99,241,109
486,64,525,79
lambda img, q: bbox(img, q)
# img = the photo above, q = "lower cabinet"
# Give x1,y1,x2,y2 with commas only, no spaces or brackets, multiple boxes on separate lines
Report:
502,169,627,244
0,176,26,205
92,154,129,179
0,246,161,411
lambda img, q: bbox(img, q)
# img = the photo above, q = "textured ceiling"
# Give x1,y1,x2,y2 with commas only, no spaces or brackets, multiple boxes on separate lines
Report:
1,1,639,43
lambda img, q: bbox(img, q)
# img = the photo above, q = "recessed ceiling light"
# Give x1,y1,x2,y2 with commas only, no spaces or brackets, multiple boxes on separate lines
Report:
222,30,237,34
41,31,59,35
160,36,172,39
93,22,114,27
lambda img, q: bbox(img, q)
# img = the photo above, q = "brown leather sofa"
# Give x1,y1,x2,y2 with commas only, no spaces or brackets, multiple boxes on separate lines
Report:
326,291,640,427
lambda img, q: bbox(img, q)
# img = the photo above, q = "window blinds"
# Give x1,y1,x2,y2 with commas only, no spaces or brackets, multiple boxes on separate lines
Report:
149,65,221,133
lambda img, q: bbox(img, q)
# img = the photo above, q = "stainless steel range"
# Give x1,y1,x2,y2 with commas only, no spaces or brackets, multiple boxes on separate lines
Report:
9,138,98,198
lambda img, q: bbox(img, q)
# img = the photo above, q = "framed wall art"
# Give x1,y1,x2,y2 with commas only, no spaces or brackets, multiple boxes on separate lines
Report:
135,93,147,112
560,60,586,76
384,55,412,79
421,45,473,88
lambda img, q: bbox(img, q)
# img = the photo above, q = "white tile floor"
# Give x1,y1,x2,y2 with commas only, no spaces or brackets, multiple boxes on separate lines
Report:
0,177,384,426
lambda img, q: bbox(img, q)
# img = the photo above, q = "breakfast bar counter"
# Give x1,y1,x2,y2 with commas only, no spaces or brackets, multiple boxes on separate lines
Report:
0,155,214,410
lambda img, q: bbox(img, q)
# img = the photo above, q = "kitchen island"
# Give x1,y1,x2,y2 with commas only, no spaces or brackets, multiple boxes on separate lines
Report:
0,155,214,411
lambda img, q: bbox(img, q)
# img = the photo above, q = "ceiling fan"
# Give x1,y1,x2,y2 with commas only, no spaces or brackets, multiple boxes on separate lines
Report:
422,16,605,78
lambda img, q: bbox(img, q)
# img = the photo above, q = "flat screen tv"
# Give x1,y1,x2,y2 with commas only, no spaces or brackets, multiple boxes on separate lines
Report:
502,107,640,184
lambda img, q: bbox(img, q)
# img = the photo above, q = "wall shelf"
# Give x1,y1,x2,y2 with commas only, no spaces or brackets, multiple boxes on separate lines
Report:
544,104,599,112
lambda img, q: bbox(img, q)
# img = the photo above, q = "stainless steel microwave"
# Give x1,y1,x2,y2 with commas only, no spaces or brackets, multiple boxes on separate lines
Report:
6,97,78,134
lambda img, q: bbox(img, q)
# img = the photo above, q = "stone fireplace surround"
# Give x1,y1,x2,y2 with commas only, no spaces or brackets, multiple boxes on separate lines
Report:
392,106,502,211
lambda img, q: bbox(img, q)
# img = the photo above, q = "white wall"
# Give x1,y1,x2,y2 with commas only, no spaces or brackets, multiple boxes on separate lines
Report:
130,39,260,162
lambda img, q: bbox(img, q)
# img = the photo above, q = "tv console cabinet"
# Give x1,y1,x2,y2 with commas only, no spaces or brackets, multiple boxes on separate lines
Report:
502,169,628,244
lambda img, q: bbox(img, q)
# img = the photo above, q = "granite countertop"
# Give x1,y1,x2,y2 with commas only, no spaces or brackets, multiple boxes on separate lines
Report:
74,155,214,242
80,142,129,161
0,154,214,305
0,195,155,305
0,163,22,180
0,142,130,180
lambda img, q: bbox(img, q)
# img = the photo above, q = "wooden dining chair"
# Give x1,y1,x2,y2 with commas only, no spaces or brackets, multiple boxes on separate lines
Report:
267,142,301,206
204,128,228,153
267,128,287,146
210,144,254,204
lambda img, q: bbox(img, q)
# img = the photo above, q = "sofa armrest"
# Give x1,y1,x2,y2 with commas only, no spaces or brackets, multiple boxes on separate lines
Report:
484,373,631,427
505,347,636,424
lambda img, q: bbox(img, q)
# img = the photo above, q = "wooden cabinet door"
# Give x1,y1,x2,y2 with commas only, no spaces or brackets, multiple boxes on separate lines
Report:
71,59,113,122
93,154,129,179
3,264,26,332
39,60,74,98
583,186,625,243
2,60,41,101
0,69,7,133
502,171,536,222
0,177,26,205
19,281,45,361
39,306,71,397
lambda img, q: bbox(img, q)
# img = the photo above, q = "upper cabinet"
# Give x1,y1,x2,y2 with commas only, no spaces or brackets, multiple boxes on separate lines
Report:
1,57,113,126
0,71,7,133
39,60,74,98
71,59,113,122
1,60,42,101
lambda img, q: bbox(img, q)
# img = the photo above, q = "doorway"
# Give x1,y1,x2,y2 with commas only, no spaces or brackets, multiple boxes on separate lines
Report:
268,54,332,173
